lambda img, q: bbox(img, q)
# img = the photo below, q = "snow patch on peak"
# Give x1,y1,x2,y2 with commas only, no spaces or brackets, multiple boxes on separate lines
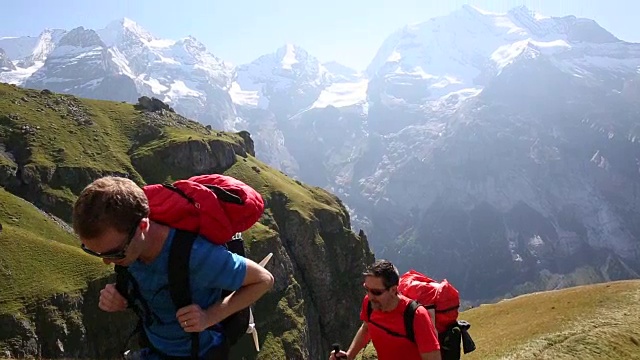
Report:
0,61,43,84
122,17,143,30
311,79,369,109
322,61,362,82
492,39,571,70
98,18,155,47
280,43,298,70
25,29,66,64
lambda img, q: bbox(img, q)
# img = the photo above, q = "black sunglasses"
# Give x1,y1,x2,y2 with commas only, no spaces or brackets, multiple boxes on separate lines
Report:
81,221,139,260
363,283,389,296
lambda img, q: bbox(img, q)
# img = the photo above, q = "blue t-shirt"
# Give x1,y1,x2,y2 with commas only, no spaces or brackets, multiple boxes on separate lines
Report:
127,228,247,358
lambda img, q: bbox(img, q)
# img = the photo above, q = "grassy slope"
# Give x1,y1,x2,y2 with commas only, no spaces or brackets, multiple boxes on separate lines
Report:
357,280,640,360
0,86,134,172
0,83,353,360
0,188,110,314
0,83,241,186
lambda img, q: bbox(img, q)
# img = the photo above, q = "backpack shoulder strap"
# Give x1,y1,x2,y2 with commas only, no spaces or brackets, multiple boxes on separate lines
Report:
168,229,199,360
404,300,420,344
367,299,373,321
114,265,156,355
114,265,131,303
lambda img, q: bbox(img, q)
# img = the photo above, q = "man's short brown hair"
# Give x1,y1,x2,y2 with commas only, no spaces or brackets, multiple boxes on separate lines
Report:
363,259,400,289
72,176,150,239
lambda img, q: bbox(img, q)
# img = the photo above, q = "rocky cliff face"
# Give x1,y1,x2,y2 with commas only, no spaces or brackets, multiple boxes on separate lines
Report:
0,84,374,359
0,275,136,359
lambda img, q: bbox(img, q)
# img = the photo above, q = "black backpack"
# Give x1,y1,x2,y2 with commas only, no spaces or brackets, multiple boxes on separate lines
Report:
366,300,476,360
115,230,251,359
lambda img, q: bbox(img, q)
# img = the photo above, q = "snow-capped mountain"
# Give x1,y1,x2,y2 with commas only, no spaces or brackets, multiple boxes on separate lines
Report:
0,18,239,128
98,18,234,91
0,29,66,84
96,18,238,127
2,6,640,301
230,44,369,117
230,44,327,111
366,4,640,113
22,27,139,102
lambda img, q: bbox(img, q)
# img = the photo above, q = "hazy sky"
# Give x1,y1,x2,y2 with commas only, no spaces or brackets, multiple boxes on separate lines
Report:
1,0,637,70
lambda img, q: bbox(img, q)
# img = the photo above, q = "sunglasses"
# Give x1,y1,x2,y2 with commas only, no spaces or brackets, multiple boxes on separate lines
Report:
81,221,139,260
363,283,389,296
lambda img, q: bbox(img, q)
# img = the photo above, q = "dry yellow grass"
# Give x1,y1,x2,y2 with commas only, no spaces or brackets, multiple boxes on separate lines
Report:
354,280,640,360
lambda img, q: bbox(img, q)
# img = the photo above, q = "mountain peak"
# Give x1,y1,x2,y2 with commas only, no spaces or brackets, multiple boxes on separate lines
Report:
57,27,104,48
98,17,154,46
274,43,307,70
121,17,138,28
111,17,149,34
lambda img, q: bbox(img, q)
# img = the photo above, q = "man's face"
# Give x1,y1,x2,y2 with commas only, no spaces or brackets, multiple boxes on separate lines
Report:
364,275,396,311
80,221,142,267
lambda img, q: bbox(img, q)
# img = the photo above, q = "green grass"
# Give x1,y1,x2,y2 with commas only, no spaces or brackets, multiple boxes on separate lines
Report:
0,188,110,314
0,86,132,172
225,155,342,221
355,280,640,360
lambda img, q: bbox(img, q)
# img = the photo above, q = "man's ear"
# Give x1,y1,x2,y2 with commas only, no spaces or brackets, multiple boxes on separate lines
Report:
140,217,150,231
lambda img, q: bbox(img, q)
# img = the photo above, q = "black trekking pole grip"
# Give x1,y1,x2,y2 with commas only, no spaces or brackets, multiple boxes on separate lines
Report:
332,343,346,359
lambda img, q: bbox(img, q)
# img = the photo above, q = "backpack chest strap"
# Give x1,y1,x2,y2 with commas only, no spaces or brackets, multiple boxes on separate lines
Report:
366,299,420,343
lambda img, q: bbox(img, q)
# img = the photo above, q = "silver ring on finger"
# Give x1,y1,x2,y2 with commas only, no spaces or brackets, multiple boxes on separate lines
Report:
184,320,188,327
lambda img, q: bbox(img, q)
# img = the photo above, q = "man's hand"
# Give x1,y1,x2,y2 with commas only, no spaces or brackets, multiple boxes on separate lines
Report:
177,304,210,333
98,283,128,312
203,258,274,326
329,350,349,359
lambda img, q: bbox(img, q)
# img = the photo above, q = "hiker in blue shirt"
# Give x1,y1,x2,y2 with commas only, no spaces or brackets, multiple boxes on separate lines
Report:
73,176,274,360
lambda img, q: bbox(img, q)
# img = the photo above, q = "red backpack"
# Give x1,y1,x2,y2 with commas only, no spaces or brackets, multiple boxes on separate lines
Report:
397,269,460,334
142,173,265,244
